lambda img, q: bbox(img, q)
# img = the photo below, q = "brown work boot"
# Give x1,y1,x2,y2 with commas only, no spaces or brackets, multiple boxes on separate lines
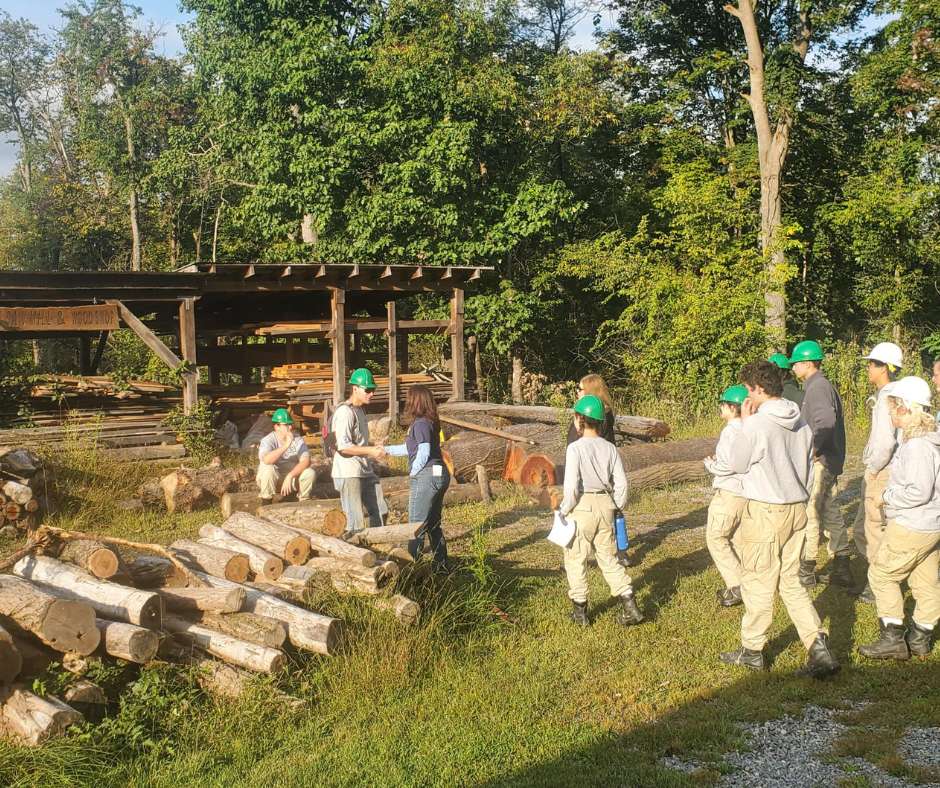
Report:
907,623,934,657
859,622,909,661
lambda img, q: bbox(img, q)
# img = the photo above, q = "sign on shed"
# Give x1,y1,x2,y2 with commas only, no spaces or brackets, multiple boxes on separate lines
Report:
0,305,120,332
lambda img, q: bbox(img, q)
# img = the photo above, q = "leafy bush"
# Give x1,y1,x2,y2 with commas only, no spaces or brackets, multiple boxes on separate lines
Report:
163,399,220,466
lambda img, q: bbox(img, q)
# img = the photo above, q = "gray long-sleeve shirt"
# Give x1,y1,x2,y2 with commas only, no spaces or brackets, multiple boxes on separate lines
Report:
704,419,745,496
560,436,628,516
801,372,846,476
862,383,900,474
883,433,940,532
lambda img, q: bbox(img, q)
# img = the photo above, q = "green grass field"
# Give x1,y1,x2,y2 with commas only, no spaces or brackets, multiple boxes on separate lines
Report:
0,433,938,787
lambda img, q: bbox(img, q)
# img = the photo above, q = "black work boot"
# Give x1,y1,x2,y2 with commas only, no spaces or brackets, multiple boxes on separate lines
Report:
716,586,743,607
828,555,854,587
719,646,765,671
618,593,644,626
796,633,841,678
799,560,817,588
569,600,589,627
906,623,934,657
856,582,876,604
859,621,909,661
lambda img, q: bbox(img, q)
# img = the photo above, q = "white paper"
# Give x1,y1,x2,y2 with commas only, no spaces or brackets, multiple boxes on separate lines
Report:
432,464,443,477
547,510,576,548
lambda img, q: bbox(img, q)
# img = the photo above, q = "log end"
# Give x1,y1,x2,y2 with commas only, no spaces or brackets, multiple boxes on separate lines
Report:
87,548,120,580
321,510,347,538
284,536,311,566
224,555,251,584
262,557,284,581
42,600,101,657
137,596,164,631
515,454,557,488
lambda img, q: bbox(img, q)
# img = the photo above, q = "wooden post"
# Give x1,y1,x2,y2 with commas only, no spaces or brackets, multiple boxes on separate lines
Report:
387,301,398,425
331,288,346,406
179,298,198,415
450,288,465,401
79,336,92,375
91,330,109,374
399,331,409,375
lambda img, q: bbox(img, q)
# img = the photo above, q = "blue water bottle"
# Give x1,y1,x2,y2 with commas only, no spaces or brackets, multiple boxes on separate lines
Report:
614,509,629,551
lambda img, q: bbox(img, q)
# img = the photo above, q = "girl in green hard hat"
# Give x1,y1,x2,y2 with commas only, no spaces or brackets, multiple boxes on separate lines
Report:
556,394,643,628
703,385,748,607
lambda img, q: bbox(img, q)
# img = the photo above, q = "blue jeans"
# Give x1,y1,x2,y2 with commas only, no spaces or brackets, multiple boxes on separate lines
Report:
408,463,450,567
334,475,383,533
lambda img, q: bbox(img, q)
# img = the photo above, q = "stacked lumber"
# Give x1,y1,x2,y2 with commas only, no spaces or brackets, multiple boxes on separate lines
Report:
0,448,46,534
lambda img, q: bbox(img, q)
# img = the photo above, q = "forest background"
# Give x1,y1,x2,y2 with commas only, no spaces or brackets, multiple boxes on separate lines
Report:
0,0,938,421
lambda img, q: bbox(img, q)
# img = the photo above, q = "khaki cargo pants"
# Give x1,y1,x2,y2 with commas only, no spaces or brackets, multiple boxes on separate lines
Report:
852,468,889,562
256,464,316,499
804,461,850,561
869,520,940,624
739,500,824,651
706,489,746,589
563,492,632,603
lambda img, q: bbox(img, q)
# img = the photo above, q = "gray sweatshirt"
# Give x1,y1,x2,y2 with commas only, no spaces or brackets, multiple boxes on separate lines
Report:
560,436,628,516
883,432,940,533
730,398,814,504
704,419,745,496
862,383,900,474
800,372,846,476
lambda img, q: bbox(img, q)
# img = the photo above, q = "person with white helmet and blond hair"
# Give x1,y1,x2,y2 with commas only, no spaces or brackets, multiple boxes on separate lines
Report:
859,376,940,660
853,342,904,602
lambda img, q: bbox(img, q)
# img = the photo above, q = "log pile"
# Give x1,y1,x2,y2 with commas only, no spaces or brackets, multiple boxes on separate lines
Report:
0,448,46,534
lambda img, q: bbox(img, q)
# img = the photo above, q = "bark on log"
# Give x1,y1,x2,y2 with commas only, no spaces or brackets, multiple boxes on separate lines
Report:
160,466,247,513
127,555,187,588
95,619,159,664
350,523,421,546
162,615,286,674
442,430,510,482
197,525,283,581
168,539,250,583
0,688,82,745
373,594,420,626
281,563,380,596
197,612,287,649
55,539,121,580
0,623,22,684
221,512,311,565
260,499,348,538
156,586,246,614
0,575,100,655
284,525,376,567
13,556,162,629
192,572,341,656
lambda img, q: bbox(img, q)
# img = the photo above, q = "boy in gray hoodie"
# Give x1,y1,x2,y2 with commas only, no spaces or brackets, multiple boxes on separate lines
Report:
719,360,839,678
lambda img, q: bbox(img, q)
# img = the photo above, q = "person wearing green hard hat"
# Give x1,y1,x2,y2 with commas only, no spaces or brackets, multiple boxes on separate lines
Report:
788,340,852,589
769,353,803,407
256,407,316,504
702,384,749,608
556,394,643,629
329,368,386,538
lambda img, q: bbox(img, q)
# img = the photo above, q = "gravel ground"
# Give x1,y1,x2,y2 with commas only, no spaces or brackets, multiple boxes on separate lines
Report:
661,705,940,787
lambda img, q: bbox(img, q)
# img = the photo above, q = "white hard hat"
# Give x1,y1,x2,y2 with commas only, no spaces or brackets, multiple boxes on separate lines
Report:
889,376,932,408
863,342,903,369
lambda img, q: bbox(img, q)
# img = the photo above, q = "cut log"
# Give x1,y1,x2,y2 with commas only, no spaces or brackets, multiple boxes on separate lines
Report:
193,571,341,656
137,480,165,510
0,575,100,655
285,525,376,567
168,539,250,583
2,481,33,506
192,658,306,709
162,615,286,674
221,512,311,565
0,623,22,684
127,555,187,588
350,523,421,546
63,680,106,705
55,539,121,580
197,524,283,581
260,499,348,537
160,466,247,514
197,612,287,649
10,636,54,677
373,594,420,626
280,563,380,596
442,430,510,482
0,688,83,745
13,556,162,629
3,503,21,521
245,581,296,600
156,586,246,614
95,619,159,664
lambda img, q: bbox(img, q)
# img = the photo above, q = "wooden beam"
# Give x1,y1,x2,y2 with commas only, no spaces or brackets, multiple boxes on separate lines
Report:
331,289,346,406
450,288,465,401
108,300,183,371
387,301,398,425
179,298,198,415
79,336,92,375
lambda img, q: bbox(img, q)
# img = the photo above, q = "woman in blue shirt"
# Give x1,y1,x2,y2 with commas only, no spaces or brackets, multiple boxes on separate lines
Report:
385,385,451,570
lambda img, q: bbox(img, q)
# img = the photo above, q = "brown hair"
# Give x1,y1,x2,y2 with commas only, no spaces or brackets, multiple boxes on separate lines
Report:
580,374,614,415
740,360,783,397
403,385,439,429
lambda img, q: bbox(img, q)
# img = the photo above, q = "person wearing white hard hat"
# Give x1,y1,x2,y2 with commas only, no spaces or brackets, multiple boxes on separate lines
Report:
852,342,904,602
859,376,940,660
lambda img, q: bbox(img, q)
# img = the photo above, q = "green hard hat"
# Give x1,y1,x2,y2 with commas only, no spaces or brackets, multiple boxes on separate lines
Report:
768,353,791,370
573,394,605,421
348,368,377,390
271,407,293,424
719,384,748,406
789,340,824,364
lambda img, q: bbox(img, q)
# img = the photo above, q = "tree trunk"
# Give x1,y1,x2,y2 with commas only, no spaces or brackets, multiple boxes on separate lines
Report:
257,498,349,537
198,524,284,581
511,353,523,404
196,612,287,649
119,104,142,271
350,523,421,547
220,512,311,565
0,576,100,656
95,619,159,664
168,539,251,584
284,524,376,567
156,586,246,614
0,688,83,746
162,615,286,674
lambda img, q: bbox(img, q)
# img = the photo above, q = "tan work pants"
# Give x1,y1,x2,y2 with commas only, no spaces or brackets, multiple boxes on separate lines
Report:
706,489,746,589
256,464,316,499
563,492,632,603
868,520,940,625
852,468,889,562
739,500,824,651
804,461,850,561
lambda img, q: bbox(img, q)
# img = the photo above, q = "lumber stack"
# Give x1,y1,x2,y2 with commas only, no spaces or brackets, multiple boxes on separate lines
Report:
0,448,46,534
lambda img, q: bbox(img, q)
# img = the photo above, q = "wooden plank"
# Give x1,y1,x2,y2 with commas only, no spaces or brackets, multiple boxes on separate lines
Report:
108,300,183,371
450,288,465,401
0,304,119,332
331,288,346,406
387,301,398,425
179,298,198,415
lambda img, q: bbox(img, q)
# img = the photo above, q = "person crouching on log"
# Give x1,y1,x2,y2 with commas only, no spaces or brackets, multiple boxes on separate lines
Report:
703,385,748,608
256,408,317,505
566,374,616,445
859,376,940,661
384,385,452,572
559,395,643,628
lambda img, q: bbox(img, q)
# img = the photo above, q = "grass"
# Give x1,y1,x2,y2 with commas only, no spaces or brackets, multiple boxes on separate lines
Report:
0,428,938,787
